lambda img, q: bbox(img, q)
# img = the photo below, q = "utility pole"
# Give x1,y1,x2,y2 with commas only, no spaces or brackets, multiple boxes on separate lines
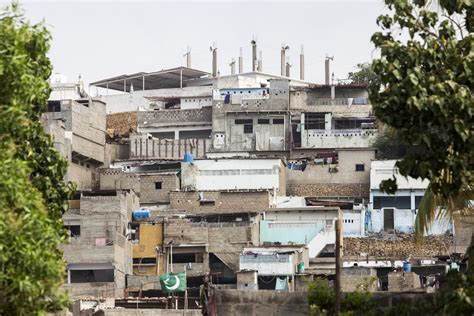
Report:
335,217,342,316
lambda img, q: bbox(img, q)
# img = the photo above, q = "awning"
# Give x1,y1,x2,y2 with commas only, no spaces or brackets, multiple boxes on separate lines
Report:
213,252,240,272
90,67,210,92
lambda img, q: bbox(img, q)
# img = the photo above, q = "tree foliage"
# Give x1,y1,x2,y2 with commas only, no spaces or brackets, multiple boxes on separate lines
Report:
369,0,473,201
0,3,74,314
347,63,379,86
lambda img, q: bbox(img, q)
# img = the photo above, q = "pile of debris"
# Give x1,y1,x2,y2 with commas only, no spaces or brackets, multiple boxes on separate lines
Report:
106,111,137,142
343,233,453,259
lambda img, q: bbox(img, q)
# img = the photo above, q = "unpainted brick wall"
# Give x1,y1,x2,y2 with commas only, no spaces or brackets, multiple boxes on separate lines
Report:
169,191,271,214
288,183,370,198
139,174,179,204
163,218,259,270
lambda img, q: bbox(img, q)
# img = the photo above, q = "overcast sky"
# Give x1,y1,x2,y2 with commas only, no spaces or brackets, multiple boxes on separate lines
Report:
4,0,388,86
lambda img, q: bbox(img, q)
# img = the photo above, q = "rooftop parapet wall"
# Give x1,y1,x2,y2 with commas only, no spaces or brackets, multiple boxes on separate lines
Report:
169,190,271,214
300,129,377,149
137,107,212,128
129,135,210,160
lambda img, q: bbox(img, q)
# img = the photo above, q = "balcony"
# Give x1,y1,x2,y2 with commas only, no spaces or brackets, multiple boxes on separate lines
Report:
308,98,369,106
137,107,212,128
301,129,378,149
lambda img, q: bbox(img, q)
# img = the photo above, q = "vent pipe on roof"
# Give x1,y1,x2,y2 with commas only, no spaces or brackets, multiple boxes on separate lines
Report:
184,46,191,68
230,58,236,75
300,45,305,80
286,56,291,78
210,44,218,77
325,56,333,85
258,50,262,72
251,40,257,72
281,44,289,76
238,47,243,74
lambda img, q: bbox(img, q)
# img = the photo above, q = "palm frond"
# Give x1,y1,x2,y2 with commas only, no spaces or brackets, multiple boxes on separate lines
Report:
415,184,439,237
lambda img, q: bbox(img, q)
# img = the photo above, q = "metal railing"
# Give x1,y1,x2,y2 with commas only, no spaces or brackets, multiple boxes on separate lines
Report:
308,98,369,106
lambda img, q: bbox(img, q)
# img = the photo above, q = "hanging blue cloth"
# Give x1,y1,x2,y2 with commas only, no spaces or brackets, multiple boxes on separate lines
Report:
224,94,231,104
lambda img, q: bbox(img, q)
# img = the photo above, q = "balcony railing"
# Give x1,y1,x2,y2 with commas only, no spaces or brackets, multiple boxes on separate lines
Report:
305,129,377,136
308,98,369,106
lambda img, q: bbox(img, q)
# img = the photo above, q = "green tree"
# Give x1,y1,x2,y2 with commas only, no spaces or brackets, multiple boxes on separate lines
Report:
369,0,473,233
0,3,74,314
347,63,379,86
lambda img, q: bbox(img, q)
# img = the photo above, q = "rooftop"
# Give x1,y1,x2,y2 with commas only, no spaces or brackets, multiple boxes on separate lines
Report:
90,67,210,92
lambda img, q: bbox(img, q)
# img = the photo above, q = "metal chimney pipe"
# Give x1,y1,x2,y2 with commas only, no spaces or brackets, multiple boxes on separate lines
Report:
239,47,243,74
281,45,286,76
258,51,262,72
300,45,305,80
230,58,236,75
325,56,333,85
186,46,191,68
211,46,218,77
286,56,291,77
251,40,257,72
281,44,289,76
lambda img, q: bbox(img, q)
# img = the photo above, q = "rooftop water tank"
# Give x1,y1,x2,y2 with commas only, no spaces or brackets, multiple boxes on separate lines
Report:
183,152,193,163
132,209,150,220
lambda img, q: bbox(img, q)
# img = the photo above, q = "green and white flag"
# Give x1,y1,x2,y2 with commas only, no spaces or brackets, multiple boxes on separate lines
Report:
159,272,187,293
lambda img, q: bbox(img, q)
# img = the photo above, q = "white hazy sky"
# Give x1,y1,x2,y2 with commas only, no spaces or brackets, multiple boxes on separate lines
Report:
4,0,389,86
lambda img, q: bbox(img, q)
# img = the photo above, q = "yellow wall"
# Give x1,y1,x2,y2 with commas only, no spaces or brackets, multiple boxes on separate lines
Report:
133,223,164,276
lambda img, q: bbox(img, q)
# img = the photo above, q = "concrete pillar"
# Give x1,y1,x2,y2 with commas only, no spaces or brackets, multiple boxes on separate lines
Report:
174,130,179,140
325,113,332,130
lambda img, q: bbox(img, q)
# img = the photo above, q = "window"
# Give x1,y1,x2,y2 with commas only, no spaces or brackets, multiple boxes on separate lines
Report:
235,119,253,125
70,269,114,283
47,101,61,112
258,119,270,124
172,253,204,263
65,225,81,237
335,118,375,129
373,196,411,209
243,124,253,134
133,258,157,265
355,164,365,172
272,118,284,124
305,113,325,129
155,182,162,190
200,200,215,206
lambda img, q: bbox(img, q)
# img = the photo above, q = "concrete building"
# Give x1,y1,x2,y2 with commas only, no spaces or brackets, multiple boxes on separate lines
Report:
163,212,260,280
290,84,377,150
62,190,138,298
211,80,291,153
180,158,286,195
261,207,340,258
42,97,106,190
130,219,165,276
90,67,312,114
286,149,374,199
99,162,180,205
369,160,452,234
239,246,309,291
169,190,272,214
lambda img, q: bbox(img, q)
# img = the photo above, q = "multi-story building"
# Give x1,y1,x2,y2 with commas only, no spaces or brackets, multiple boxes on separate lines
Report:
62,190,138,298
43,75,106,190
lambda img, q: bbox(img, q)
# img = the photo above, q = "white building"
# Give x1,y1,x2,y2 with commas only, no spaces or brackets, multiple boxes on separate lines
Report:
181,158,286,195
369,160,452,234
